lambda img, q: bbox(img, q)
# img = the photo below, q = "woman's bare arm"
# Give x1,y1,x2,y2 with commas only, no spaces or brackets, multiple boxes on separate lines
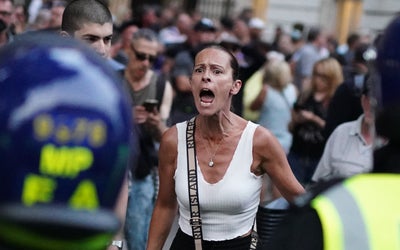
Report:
146,127,179,250
253,126,305,201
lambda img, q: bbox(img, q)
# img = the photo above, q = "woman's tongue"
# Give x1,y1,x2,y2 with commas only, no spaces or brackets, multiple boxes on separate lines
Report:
200,90,214,104
201,94,214,104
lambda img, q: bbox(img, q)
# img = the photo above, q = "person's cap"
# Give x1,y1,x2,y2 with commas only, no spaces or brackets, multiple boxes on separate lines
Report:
0,32,134,250
248,17,265,30
159,27,187,45
194,18,217,32
117,19,140,33
373,15,400,145
219,33,241,51
291,29,303,41
219,33,241,46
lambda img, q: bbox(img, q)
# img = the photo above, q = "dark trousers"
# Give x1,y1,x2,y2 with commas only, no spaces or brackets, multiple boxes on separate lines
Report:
170,228,254,250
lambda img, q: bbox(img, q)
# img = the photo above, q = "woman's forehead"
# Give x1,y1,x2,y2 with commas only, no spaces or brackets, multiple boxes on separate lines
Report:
196,48,231,66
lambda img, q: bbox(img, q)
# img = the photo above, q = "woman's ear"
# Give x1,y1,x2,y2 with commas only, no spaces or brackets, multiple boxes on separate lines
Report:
230,80,242,95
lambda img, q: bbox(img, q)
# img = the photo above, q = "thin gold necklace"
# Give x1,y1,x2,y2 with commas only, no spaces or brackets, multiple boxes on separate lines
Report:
202,137,224,167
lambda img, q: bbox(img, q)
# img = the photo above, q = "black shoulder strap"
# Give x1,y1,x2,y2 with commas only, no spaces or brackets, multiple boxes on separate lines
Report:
186,117,203,250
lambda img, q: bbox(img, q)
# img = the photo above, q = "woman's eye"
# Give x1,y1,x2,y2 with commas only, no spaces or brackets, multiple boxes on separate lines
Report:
194,68,203,73
213,69,222,74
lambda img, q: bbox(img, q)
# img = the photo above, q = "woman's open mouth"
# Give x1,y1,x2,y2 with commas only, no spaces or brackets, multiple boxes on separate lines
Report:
200,88,215,104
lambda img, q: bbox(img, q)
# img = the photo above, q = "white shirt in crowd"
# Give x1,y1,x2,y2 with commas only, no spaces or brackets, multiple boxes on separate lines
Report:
312,115,373,182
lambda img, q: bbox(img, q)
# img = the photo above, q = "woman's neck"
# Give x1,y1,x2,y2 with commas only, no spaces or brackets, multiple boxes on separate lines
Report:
197,112,234,140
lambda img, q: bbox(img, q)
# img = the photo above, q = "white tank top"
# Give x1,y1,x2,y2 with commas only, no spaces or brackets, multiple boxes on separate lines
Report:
174,120,263,240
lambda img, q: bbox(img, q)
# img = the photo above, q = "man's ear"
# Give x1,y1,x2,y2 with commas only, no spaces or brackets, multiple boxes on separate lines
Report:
230,80,242,95
59,30,70,38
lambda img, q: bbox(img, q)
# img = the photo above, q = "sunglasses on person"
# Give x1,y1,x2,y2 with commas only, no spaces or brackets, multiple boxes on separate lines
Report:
0,11,11,17
130,45,157,63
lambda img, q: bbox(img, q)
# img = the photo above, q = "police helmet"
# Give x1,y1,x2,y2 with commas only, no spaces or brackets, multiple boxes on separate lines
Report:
375,14,400,144
0,32,133,250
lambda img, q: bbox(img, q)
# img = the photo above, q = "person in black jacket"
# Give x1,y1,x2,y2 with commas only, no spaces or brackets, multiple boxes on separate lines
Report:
323,43,371,139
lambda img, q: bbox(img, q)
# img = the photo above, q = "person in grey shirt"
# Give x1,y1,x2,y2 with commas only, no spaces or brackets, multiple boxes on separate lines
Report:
312,81,374,182
291,27,328,93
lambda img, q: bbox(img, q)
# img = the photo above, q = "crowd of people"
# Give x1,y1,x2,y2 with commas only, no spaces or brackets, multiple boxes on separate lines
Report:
0,0,399,250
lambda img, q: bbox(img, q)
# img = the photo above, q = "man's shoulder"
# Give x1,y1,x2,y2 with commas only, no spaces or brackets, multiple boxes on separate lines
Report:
296,44,319,61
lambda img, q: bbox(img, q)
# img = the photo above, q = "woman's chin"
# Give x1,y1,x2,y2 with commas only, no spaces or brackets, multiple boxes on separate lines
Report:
197,106,216,117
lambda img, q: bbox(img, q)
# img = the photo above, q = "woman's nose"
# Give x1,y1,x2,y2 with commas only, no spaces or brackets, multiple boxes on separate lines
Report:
202,70,211,82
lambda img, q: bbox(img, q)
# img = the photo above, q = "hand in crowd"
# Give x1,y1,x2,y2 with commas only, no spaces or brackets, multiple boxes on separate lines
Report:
293,109,325,128
134,105,166,141
291,109,308,124
298,109,315,122
134,105,153,124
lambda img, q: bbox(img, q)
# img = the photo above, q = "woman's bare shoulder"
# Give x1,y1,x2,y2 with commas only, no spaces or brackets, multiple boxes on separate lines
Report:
253,124,282,154
253,124,275,143
159,126,178,167
161,125,178,147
